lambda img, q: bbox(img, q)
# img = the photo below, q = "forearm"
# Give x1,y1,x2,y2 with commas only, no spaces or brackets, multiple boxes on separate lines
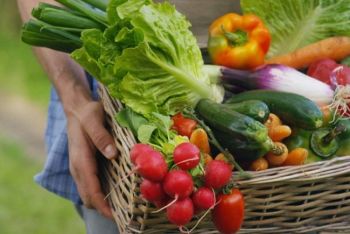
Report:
17,0,91,117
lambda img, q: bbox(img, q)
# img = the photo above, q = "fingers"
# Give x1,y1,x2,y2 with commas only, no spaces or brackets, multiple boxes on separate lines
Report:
78,102,117,160
67,117,114,219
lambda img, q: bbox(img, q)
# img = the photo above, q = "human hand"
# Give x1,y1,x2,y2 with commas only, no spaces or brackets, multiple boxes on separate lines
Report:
67,100,117,219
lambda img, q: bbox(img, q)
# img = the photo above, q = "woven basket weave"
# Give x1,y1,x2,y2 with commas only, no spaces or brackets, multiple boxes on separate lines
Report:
98,85,350,234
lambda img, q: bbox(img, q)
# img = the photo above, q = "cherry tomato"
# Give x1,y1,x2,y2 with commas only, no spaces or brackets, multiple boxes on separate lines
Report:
212,189,244,234
171,113,197,138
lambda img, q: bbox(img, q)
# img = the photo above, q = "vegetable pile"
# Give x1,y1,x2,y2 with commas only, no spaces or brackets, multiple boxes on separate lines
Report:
21,0,350,233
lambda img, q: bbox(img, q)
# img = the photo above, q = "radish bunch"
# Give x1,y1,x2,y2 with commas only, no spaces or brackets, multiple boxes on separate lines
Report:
130,141,234,230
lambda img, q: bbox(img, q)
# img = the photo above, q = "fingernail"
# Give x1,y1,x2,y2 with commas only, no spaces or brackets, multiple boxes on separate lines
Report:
104,144,117,159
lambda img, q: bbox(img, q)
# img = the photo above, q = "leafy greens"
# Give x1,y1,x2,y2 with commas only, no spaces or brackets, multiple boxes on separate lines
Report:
72,0,224,116
241,0,350,58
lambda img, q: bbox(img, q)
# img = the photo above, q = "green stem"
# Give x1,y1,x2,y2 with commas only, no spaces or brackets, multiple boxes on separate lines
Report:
322,124,346,145
183,108,251,179
221,25,248,46
82,0,109,11
55,0,108,26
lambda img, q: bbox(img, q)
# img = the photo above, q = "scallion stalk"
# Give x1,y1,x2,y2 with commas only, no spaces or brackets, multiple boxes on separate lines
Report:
21,20,82,53
82,0,109,11
55,0,108,26
32,3,105,30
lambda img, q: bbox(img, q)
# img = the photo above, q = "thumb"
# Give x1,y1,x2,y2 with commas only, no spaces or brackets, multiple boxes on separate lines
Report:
81,114,117,160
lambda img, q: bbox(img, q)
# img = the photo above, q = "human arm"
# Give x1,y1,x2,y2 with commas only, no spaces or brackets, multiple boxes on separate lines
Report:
17,0,116,218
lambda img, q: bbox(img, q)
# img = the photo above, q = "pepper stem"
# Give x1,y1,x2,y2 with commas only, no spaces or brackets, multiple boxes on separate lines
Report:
322,124,346,145
221,25,248,46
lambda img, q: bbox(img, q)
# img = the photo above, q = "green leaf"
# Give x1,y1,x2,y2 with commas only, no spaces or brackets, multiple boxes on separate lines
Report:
137,124,157,143
241,0,350,58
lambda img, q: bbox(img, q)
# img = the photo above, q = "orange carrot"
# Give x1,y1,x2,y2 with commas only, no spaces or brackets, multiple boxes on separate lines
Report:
265,142,288,166
203,153,214,165
269,125,292,142
282,148,308,166
264,113,282,128
249,158,269,171
190,128,211,154
266,37,350,69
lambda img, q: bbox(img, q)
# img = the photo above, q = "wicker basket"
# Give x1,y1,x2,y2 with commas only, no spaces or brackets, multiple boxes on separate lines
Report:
99,85,350,234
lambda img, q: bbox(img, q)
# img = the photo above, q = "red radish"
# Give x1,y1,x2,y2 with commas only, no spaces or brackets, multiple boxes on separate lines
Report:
140,179,166,202
130,143,154,164
153,196,170,208
330,65,350,88
163,170,194,199
205,160,232,189
307,59,338,85
173,142,200,170
192,187,215,210
135,150,168,182
167,198,194,227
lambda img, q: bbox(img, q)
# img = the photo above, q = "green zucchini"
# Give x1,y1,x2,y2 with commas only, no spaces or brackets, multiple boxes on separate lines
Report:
226,90,323,130
195,99,273,161
223,100,270,123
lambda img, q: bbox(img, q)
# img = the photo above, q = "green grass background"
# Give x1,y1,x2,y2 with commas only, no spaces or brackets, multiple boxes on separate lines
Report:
0,1,85,233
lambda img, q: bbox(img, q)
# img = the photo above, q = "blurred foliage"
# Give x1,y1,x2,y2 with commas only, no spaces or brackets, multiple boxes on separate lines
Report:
0,135,84,234
0,0,50,108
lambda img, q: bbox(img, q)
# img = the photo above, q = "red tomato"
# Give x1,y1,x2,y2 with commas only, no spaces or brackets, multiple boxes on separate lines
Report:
171,113,197,138
212,189,244,234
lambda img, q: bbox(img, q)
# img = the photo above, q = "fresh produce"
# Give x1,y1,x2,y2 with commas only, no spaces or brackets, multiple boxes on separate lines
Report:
307,59,350,90
205,160,232,189
213,64,334,106
264,114,292,142
196,99,273,161
172,113,197,138
336,119,350,156
163,170,194,199
307,59,339,85
130,143,153,163
134,150,168,182
282,148,308,166
241,0,350,58
266,37,350,69
208,13,271,70
226,90,324,130
212,189,245,234
223,100,270,123
192,187,216,210
265,142,288,166
249,158,269,171
190,128,211,154
284,128,322,164
140,179,166,203
173,143,201,170
72,0,224,116
310,124,345,159
166,197,194,227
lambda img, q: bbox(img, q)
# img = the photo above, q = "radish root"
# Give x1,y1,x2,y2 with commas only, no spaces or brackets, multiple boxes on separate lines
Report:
328,84,350,122
152,194,179,213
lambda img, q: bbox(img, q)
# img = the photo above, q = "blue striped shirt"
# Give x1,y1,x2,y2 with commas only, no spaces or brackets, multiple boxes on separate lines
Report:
34,74,99,204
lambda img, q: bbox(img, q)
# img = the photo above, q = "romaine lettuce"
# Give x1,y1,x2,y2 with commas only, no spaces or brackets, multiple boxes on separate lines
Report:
72,0,223,116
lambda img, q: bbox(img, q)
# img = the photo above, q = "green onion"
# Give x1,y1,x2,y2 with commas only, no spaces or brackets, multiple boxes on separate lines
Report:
82,0,109,11
32,3,104,30
55,0,108,26
21,20,82,53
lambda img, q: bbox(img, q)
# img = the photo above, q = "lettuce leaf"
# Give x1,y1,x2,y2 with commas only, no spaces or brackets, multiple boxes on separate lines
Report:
241,0,350,58
72,0,223,116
